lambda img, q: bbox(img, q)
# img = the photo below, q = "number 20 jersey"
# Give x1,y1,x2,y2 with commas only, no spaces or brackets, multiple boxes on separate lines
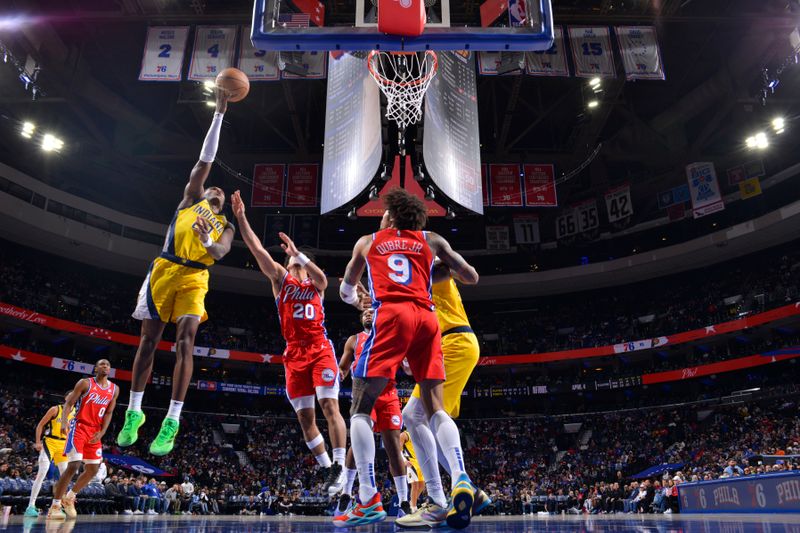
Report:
276,272,328,346
366,229,435,309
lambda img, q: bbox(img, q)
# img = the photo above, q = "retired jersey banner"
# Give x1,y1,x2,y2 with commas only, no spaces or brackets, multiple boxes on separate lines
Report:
285,164,319,207
555,209,577,239
739,177,762,200
237,26,279,80
477,52,524,75
481,164,490,206
281,51,327,79
614,26,665,80
188,26,237,81
525,27,569,77
489,164,523,206
575,199,599,233
568,27,616,78
523,164,558,206
139,27,190,82
686,162,725,219
513,215,540,244
251,164,285,207
604,184,633,222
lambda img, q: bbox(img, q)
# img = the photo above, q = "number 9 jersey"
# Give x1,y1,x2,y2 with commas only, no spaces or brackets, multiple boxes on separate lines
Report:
365,229,435,309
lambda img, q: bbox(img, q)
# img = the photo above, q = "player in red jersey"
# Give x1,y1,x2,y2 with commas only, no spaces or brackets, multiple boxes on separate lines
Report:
230,190,348,495
334,308,410,518
336,189,479,529
48,359,119,520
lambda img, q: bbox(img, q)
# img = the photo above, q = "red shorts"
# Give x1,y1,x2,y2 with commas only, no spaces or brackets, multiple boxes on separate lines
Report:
283,340,340,403
371,383,403,433
353,302,445,381
64,422,103,464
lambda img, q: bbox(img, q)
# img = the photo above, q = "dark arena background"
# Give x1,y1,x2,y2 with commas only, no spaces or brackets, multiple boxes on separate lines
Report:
1,0,800,532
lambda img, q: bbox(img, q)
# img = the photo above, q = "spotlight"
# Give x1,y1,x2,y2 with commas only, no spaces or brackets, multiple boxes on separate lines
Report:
205,100,216,107
368,185,380,201
589,77,601,88
347,207,358,220
203,80,215,93
773,117,785,134
21,121,35,138
445,206,456,220
755,132,768,149
745,136,756,149
414,164,425,182
424,186,435,201
41,133,63,152
587,100,599,109
379,165,390,181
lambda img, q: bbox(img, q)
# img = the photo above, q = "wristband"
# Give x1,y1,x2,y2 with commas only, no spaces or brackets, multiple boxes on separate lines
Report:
200,234,213,248
296,253,310,267
339,281,359,305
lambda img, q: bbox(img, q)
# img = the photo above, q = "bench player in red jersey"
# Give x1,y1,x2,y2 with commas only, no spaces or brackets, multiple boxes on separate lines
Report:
230,190,348,495
335,189,479,529
335,308,410,517
48,359,119,520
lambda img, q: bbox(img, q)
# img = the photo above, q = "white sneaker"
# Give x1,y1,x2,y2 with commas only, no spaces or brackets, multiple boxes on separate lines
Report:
664,509,672,514
147,509,157,515
123,510,133,515
133,510,144,515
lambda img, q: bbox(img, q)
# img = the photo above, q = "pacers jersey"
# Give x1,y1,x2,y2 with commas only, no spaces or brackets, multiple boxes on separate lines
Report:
162,198,229,268
432,278,471,332
276,273,328,346
401,430,418,463
74,378,116,430
45,405,75,440
366,229,435,309
352,331,395,387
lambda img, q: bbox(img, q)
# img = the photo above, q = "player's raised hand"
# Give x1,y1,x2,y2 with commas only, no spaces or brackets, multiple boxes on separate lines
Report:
279,232,300,257
231,190,245,219
89,430,104,444
192,216,212,241
214,86,230,114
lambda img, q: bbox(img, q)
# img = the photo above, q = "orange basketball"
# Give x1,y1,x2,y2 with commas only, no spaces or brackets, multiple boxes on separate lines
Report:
215,68,250,103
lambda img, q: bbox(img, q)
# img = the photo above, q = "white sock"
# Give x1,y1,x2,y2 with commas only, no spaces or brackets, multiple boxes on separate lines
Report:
402,398,447,508
315,452,332,468
344,468,358,495
394,475,408,503
166,400,183,421
29,458,49,507
128,390,144,412
332,447,346,467
430,410,466,488
351,414,377,503
52,499,61,507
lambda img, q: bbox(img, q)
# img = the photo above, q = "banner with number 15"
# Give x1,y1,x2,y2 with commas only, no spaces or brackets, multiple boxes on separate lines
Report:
188,26,237,81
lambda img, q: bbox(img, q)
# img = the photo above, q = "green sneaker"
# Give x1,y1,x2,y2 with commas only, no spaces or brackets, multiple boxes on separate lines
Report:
149,418,179,456
24,505,40,517
117,409,146,447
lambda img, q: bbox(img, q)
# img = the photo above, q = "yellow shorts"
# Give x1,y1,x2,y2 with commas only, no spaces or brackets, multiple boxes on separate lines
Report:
412,331,480,418
44,437,68,465
407,459,424,483
132,257,210,323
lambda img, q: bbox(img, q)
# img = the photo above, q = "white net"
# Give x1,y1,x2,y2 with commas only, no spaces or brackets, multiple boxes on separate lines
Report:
367,50,438,131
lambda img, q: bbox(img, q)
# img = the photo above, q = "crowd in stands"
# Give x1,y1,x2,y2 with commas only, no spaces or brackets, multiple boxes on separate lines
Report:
2,375,798,516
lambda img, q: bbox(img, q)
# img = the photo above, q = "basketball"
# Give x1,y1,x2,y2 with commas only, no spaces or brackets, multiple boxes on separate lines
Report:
215,68,250,102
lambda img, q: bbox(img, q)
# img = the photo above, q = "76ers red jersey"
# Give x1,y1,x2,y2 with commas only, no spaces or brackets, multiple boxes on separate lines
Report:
366,229,435,309
277,272,328,344
75,378,116,429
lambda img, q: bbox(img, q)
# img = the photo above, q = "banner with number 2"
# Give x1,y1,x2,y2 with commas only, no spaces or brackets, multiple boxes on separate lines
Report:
139,26,190,81
189,26,237,81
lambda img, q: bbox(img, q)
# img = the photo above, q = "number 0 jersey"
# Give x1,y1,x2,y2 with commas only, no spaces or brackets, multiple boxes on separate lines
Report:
276,272,329,347
366,229,435,309
74,377,116,430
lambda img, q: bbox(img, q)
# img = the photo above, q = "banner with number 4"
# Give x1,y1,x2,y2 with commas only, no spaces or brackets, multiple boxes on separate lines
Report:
139,26,190,81
189,26,237,81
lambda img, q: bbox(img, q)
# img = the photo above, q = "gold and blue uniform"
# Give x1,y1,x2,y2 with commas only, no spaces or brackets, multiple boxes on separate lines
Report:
411,277,480,418
43,405,75,465
401,430,424,482
133,198,232,323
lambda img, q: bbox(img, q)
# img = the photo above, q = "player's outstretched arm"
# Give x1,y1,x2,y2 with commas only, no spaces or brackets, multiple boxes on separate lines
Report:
339,335,357,379
192,216,234,261
279,232,327,292
62,379,90,430
340,235,371,308
183,88,229,206
90,385,119,444
426,232,479,285
34,405,59,452
231,190,286,283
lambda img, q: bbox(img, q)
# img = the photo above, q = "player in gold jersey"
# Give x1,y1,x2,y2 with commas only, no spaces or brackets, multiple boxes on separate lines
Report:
25,393,75,517
399,430,426,512
117,88,235,457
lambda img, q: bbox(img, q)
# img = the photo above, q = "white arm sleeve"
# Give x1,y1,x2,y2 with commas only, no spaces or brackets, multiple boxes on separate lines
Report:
199,112,224,163
339,281,359,305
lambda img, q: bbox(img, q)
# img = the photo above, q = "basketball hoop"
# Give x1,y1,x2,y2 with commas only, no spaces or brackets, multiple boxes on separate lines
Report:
367,50,438,131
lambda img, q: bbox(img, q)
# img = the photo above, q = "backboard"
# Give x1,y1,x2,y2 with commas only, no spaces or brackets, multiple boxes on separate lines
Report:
251,0,554,52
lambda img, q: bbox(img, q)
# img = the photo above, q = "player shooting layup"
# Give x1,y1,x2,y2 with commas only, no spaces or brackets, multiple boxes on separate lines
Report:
117,89,235,456
336,189,479,529
230,189,348,495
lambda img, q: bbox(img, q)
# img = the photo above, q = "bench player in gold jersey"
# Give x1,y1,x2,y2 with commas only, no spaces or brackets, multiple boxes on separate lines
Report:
117,88,235,456
399,430,425,512
25,393,75,517
400,260,492,524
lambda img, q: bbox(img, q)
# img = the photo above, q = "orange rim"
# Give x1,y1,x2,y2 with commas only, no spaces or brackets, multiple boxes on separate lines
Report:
367,50,438,87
